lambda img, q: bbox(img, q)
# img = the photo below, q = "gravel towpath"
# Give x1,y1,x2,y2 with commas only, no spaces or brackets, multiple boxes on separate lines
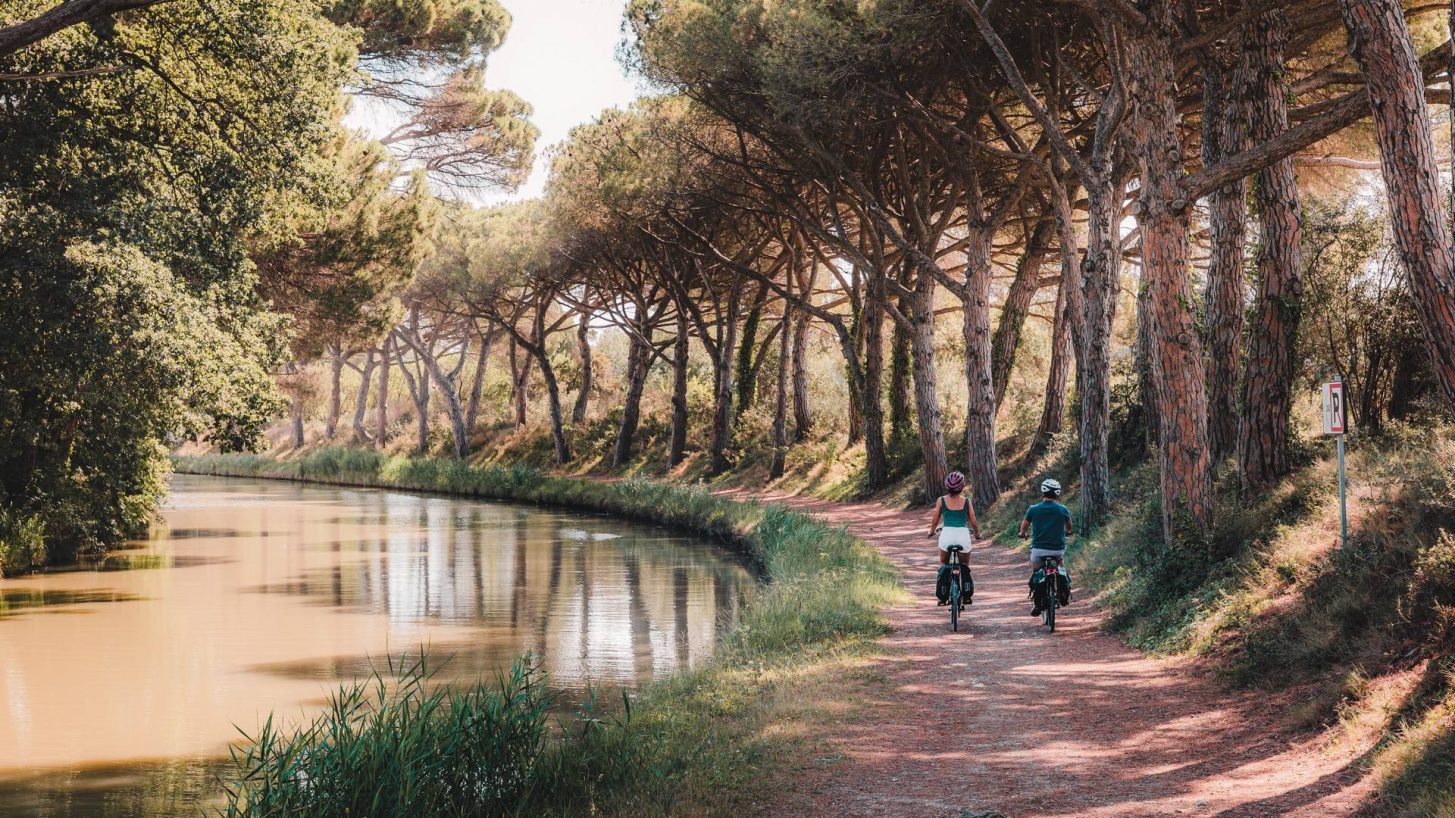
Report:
733,490,1376,818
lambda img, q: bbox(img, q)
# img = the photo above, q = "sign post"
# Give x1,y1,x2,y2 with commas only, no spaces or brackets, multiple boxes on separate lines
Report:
1322,377,1347,548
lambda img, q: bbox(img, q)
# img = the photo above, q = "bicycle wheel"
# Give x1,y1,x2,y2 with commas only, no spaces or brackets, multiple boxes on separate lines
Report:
1045,598,1056,633
950,585,960,632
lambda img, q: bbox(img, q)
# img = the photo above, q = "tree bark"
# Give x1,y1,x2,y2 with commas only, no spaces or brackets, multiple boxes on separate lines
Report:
613,321,653,467
706,290,741,473
287,362,305,450
1238,11,1304,491
669,312,690,467
324,344,344,439
572,310,592,424
889,308,913,445
1031,271,1074,460
733,284,766,418
1125,6,1215,545
991,217,1054,411
1201,53,1249,463
860,274,887,479
464,329,493,433
395,330,431,456
1135,279,1160,452
770,310,791,479
508,339,530,430
791,304,812,441
375,335,392,449
1337,0,1455,414
908,275,949,499
397,331,471,459
963,226,1000,511
351,348,377,444
1077,169,1126,531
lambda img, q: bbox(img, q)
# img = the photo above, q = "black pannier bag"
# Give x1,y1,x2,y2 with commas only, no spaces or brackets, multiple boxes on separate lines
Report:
937,563,973,603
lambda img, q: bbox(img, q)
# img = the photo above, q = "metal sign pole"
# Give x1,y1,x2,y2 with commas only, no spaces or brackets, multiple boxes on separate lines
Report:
1337,431,1347,549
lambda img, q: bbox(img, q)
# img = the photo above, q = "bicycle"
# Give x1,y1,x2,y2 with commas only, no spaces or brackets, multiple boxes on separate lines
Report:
931,528,973,632
1035,554,1066,633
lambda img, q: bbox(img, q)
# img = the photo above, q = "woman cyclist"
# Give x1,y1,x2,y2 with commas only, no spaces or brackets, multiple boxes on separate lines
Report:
928,470,981,568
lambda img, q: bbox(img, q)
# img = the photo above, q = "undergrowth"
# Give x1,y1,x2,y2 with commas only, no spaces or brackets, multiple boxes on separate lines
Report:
1042,424,1455,817
176,449,904,817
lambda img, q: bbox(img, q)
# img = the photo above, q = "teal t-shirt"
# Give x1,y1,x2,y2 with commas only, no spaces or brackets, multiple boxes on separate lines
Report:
1025,501,1071,550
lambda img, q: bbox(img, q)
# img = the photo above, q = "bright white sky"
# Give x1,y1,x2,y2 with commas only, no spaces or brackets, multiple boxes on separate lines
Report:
485,0,644,201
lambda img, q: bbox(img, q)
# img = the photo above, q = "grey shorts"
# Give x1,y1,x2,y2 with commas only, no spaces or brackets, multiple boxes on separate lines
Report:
1028,547,1066,568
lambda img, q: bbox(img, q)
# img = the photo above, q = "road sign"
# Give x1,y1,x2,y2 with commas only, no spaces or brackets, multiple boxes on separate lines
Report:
1322,380,1346,435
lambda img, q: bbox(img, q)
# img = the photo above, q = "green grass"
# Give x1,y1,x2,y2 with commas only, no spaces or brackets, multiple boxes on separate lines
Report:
175,448,904,817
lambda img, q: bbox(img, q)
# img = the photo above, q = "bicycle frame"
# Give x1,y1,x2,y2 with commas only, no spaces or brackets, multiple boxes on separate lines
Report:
1039,555,1062,632
946,545,968,632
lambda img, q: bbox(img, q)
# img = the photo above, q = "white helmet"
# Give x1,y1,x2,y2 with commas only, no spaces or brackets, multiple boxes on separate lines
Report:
1040,478,1062,496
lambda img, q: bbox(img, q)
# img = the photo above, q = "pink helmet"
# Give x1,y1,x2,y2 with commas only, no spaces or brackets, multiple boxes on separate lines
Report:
944,471,966,492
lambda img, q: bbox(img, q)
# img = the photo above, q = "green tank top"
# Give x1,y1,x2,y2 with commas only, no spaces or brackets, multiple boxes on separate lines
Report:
940,497,970,528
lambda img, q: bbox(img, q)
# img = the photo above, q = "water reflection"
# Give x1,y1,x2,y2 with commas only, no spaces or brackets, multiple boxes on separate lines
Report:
0,474,754,815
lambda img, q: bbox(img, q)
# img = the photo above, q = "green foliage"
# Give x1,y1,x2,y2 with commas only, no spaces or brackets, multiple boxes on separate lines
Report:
0,240,289,558
180,450,902,815
0,0,354,556
326,0,512,62
222,655,550,816
0,507,47,577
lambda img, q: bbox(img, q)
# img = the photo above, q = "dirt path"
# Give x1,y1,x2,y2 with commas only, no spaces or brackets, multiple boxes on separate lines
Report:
734,490,1378,818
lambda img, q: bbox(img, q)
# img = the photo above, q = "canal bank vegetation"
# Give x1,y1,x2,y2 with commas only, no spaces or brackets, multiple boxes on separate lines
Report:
177,449,904,815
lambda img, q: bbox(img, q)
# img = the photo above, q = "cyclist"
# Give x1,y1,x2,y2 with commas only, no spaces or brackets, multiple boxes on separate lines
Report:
1019,478,1072,616
928,471,981,605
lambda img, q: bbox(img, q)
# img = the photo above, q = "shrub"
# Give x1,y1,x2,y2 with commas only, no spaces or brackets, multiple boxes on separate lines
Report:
0,507,47,577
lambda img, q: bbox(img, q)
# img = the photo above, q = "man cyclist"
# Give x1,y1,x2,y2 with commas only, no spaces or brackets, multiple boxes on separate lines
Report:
927,471,980,605
1019,478,1072,616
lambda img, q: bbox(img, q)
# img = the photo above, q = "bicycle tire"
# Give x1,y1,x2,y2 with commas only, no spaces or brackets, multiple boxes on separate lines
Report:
950,586,960,632
1045,597,1056,633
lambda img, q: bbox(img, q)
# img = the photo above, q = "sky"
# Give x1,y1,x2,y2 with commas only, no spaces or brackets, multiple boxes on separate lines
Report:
483,0,646,201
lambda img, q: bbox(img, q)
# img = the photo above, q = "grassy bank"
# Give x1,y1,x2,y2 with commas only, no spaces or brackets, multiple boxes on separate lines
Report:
175,449,904,816
987,427,1455,817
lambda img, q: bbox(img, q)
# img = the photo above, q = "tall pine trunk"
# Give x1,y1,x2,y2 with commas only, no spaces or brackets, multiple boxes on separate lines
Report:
890,312,913,445
734,285,766,418
669,312,690,467
908,275,949,498
509,339,530,430
1031,272,1074,460
613,323,652,467
1125,6,1215,545
1201,54,1248,463
791,307,812,441
465,329,493,434
572,311,592,424
1237,11,1304,490
375,335,392,449
324,344,344,439
287,362,305,449
963,228,1000,511
770,310,790,478
351,348,377,444
1337,0,1455,413
860,277,887,482
1077,170,1124,531
991,218,1054,411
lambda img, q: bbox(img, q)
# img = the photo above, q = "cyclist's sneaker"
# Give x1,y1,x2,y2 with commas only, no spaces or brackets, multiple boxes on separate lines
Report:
938,599,949,606
1030,605,1042,617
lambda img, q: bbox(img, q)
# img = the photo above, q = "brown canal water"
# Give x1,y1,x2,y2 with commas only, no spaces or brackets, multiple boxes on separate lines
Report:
0,474,755,815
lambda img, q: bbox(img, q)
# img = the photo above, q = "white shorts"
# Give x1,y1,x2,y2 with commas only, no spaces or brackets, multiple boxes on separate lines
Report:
938,527,973,552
